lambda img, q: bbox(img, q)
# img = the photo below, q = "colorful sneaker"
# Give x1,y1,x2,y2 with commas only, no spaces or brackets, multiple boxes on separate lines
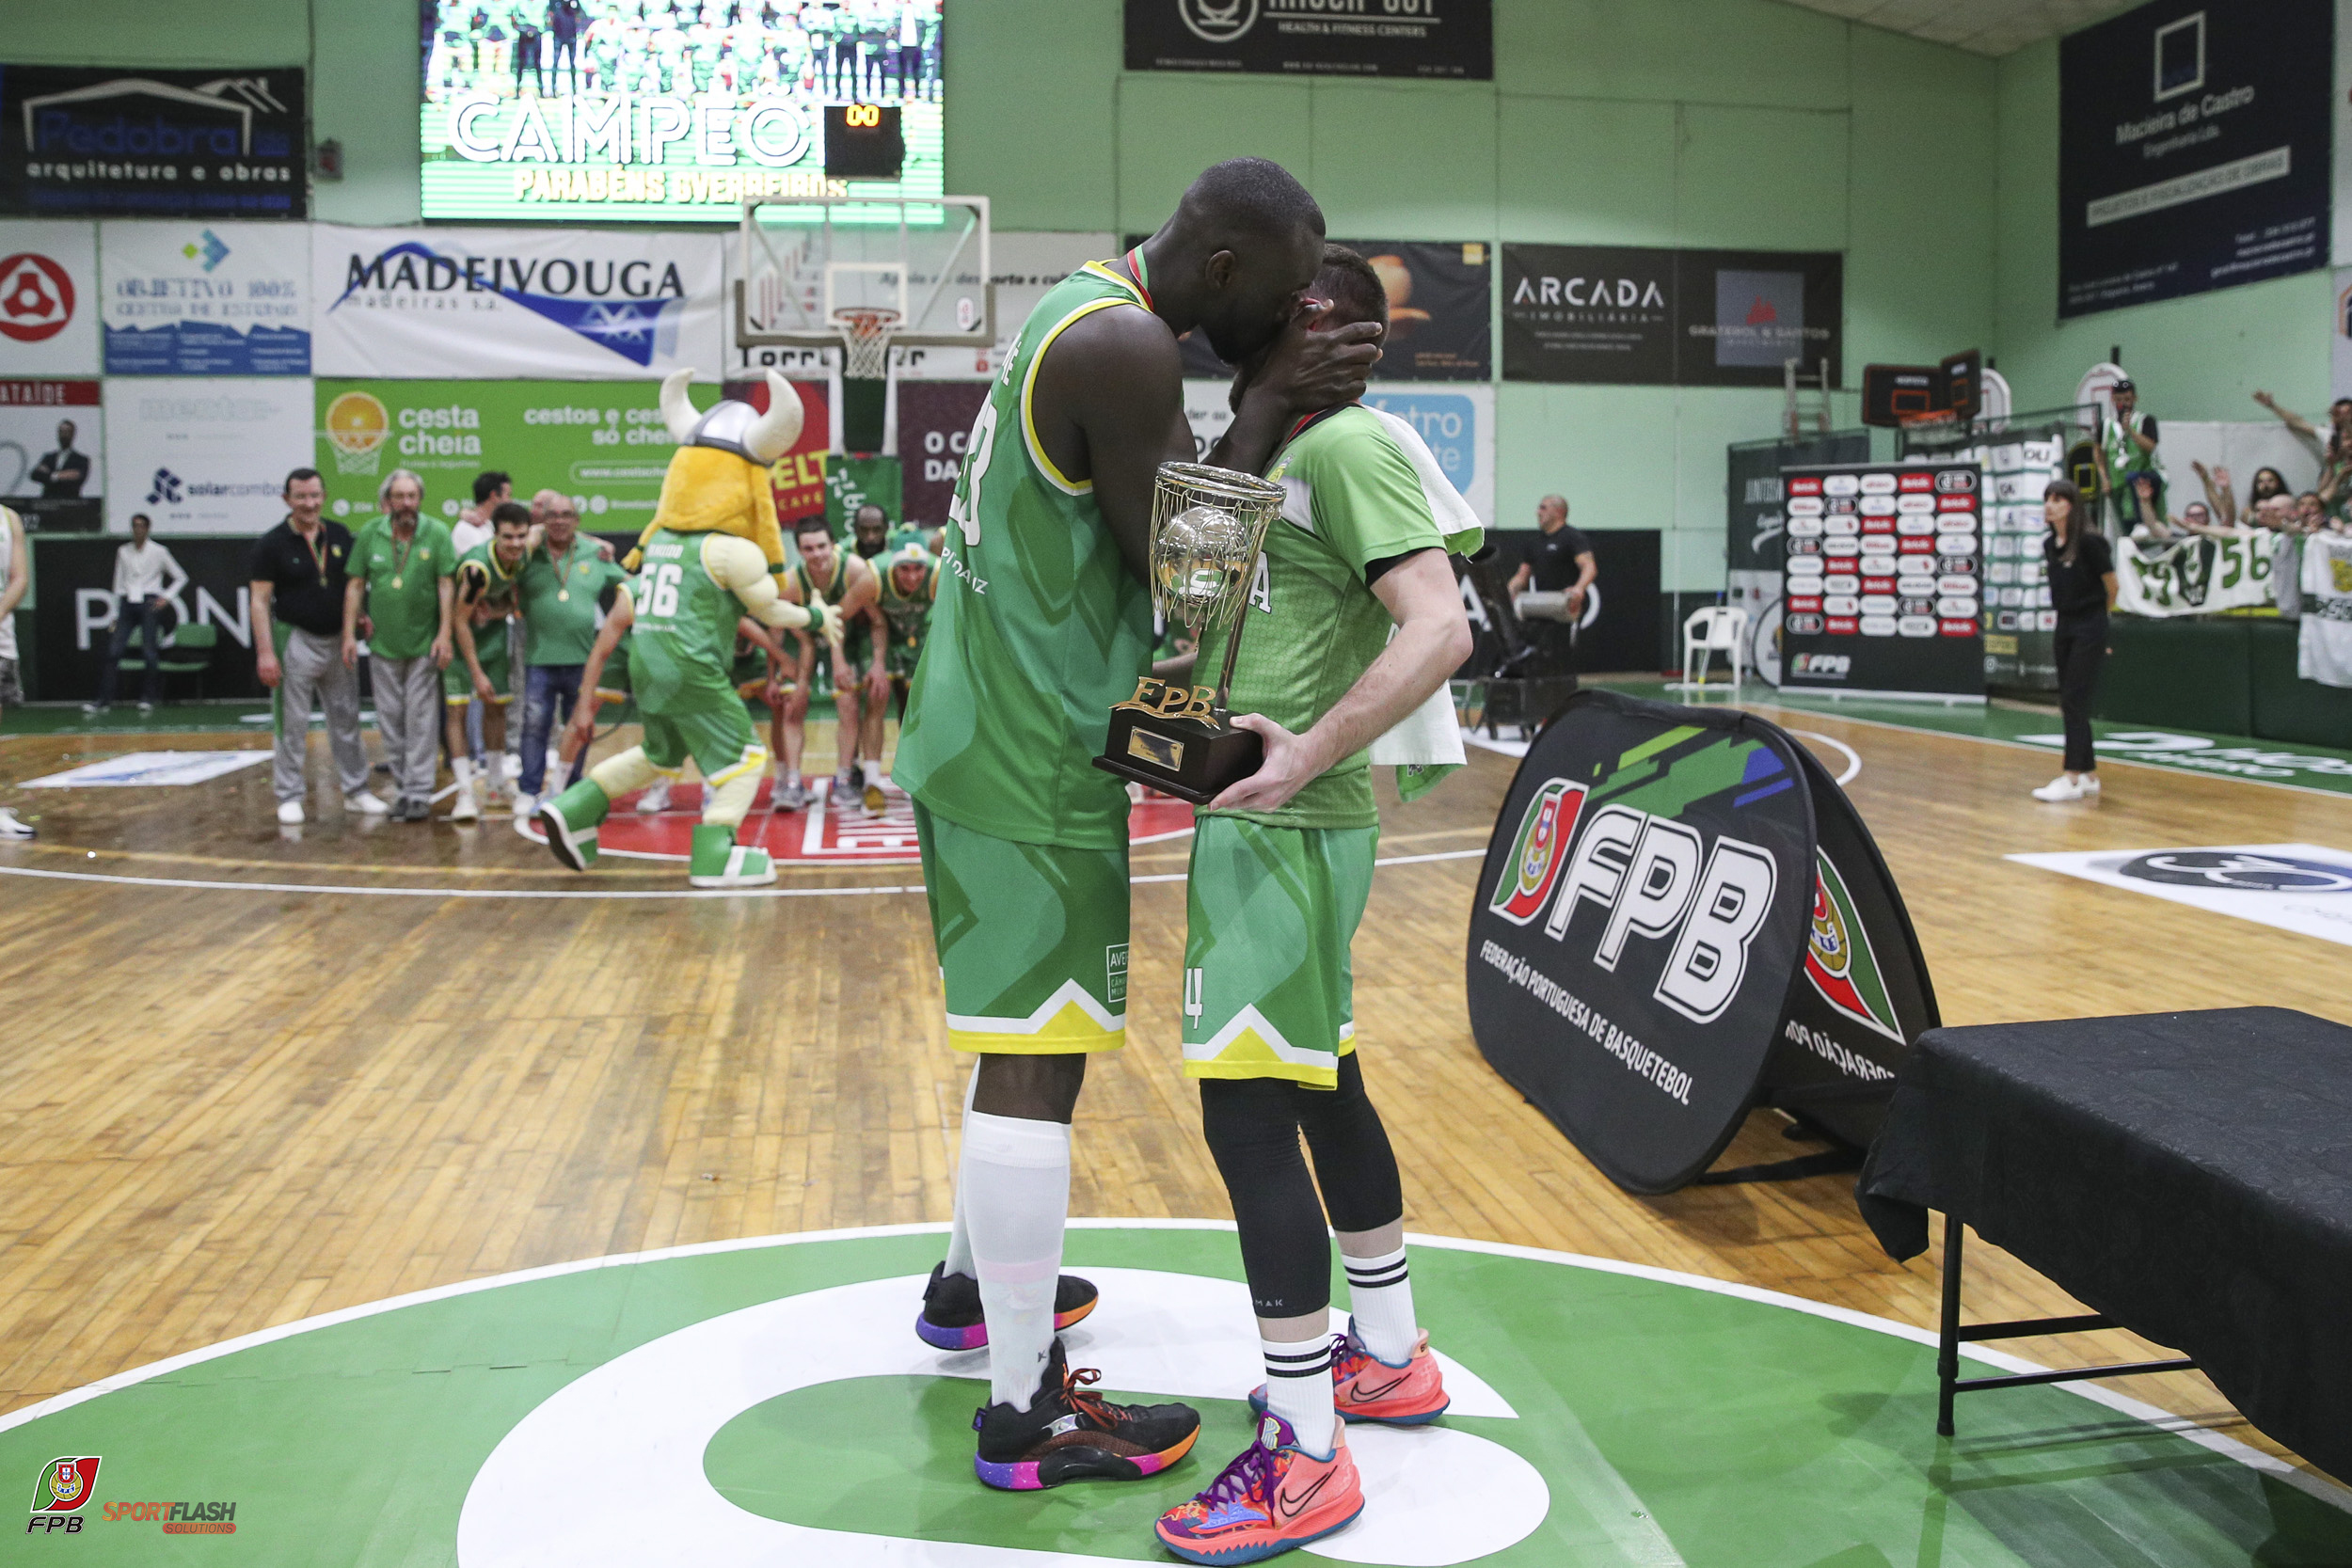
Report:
973,1339,1200,1491
1248,1325,1451,1427
914,1260,1100,1351
1154,1413,1362,1563
536,780,610,872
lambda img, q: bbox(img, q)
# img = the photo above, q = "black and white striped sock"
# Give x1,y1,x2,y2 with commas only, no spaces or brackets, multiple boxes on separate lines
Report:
1343,1245,1416,1364
1260,1336,1335,1455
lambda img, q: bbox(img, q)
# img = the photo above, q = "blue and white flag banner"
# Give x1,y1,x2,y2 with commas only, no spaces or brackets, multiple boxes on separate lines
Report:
310,224,723,381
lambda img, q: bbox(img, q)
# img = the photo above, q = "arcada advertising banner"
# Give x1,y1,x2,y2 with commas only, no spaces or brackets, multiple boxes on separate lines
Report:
1502,244,1842,388
0,65,306,219
1467,691,1931,1191
1123,0,1492,80
106,376,311,535
310,225,724,381
0,219,100,374
27,533,268,702
2060,0,2330,317
100,220,310,375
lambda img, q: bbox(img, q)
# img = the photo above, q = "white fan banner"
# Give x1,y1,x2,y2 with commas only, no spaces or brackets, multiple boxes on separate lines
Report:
2114,529,2277,617
311,225,723,380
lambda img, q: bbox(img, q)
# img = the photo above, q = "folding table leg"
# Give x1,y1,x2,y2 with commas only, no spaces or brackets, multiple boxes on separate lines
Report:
1936,1213,1963,1437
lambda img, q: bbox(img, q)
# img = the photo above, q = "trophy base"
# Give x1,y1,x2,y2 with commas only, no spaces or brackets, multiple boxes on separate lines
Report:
1092,707,1263,806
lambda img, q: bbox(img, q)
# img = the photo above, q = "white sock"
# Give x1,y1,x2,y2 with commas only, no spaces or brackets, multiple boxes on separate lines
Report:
943,1063,978,1278
961,1110,1070,1411
453,756,475,787
1343,1244,1417,1364
1262,1336,1336,1456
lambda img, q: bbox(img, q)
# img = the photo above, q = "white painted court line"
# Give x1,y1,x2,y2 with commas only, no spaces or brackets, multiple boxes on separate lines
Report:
1788,729,1862,785
0,849,1486,902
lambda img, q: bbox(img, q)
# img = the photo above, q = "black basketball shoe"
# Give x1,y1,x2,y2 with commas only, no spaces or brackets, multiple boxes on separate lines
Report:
972,1338,1201,1490
915,1260,1100,1351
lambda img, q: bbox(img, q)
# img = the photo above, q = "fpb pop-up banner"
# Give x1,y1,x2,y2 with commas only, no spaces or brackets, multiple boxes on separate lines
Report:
1468,690,1936,1193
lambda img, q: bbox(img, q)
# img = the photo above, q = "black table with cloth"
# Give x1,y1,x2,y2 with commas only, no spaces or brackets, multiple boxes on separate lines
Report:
1857,1006,2352,1481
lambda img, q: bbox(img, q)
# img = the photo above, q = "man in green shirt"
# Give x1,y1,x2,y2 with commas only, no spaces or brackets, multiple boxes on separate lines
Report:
1153,246,1480,1565
443,501,534,822
514,488,626,817
342,467,455,822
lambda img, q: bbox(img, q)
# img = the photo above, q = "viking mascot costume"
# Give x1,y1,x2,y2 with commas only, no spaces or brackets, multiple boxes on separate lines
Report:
534,370,842,888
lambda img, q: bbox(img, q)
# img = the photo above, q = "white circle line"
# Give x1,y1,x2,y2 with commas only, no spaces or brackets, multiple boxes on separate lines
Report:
1789,729,1863,785
0,849,1486,902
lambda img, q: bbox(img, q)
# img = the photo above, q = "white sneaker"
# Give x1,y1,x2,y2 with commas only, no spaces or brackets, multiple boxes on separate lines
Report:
277,799,306,826
451,784,480,822
0,806,33,839
636,780,672,814
344,789,390,816
2081,773,2101,794
2030,775,2088,802
511,792,537,828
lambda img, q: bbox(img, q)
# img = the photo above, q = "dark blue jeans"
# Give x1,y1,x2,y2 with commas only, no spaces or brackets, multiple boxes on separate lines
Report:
97,598,167,706
519,662,585,796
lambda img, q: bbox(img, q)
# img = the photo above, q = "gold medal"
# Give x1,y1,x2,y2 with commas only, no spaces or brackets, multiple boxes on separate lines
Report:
391,576,404,590
558,589,570,601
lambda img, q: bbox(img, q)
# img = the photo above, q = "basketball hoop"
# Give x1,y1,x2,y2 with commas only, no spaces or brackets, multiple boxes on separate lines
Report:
834,306,901,381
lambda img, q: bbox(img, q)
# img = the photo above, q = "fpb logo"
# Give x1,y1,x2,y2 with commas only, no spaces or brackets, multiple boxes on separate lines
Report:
28,1457,99,1533
1489,780,1586,925
1804,853,1903,1042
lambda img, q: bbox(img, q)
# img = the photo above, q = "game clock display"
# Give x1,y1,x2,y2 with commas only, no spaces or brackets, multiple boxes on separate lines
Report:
1778,461,1985,700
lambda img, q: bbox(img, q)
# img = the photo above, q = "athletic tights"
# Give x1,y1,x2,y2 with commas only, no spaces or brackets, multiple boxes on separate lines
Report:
1198,1054,1403,1321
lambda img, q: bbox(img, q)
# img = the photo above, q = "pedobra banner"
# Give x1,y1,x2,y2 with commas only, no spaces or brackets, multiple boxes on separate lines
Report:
1467,691,1934,1192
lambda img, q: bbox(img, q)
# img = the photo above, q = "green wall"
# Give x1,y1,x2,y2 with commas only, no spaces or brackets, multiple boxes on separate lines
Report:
1990,39,2333,424
11,0,2010,594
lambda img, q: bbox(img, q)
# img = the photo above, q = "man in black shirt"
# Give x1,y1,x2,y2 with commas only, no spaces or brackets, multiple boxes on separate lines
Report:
28,420,90,499
1505,494,1596,674
248,467,384,826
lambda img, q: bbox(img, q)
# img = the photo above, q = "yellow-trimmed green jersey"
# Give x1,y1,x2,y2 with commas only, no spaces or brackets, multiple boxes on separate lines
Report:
1200,404,1484,831
629,527,739,676
895,261,1155,849
879,560,937,676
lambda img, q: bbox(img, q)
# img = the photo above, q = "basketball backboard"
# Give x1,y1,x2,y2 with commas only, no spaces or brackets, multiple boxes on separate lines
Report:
735,193,992,356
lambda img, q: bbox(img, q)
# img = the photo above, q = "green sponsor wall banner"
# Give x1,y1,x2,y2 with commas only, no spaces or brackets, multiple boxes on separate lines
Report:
314,380,719,528
822,454,903,534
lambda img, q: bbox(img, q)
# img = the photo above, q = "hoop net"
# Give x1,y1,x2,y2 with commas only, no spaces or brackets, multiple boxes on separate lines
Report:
834,307,902,381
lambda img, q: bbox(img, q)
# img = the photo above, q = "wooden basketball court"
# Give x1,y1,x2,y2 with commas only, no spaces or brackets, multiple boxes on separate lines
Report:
4,692,2348,1490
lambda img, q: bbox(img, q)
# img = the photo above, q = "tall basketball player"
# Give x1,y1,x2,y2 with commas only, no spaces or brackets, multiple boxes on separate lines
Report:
893,158,1383,1492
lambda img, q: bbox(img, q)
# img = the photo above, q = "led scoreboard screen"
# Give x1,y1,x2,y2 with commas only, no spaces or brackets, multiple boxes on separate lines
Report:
421,0,942,222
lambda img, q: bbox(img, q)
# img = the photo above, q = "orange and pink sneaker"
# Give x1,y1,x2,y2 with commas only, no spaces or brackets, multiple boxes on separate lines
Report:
1248,1325,1451,1427
1153,1413,1363,1564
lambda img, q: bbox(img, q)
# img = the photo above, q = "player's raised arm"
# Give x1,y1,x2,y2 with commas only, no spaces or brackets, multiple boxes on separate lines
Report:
1031,310,1191,583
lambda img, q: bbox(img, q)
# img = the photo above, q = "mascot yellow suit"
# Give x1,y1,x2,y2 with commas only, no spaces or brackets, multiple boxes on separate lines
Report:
534,369,843,888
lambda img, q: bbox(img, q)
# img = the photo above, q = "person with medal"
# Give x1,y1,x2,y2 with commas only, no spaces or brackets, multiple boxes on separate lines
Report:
344,467,457,823
250,467,378,826
513,488,627,821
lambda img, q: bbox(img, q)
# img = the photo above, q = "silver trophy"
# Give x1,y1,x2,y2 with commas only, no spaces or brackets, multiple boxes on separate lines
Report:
1096,462,1288,802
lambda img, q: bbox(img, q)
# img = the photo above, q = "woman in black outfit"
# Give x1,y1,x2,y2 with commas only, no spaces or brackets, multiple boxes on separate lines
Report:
2035,479,2118,802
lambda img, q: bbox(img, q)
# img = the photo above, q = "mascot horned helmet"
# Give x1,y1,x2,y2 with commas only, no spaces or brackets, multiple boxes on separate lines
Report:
659,366,804,463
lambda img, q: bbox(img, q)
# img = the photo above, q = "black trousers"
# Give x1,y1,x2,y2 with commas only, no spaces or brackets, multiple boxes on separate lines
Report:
2053,615,2107,773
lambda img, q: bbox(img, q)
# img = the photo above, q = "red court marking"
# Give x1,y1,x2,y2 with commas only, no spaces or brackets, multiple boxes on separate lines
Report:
519,778,1194,864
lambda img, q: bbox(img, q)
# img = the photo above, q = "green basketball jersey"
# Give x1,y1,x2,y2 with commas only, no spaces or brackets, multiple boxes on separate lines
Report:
456,541,523,616
879,561,936,675
792,555,874,663
895,261,1155,849
1199,404,1481,831
629,528,737,676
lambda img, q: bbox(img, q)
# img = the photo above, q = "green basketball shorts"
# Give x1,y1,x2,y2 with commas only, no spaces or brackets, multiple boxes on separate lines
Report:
638,677,764,785
1183,816,1378,1089
914,800,1130,1054
443,634,513,705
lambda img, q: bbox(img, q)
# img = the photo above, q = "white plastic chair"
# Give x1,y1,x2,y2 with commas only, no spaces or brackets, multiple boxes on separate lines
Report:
1671,605,1748,696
